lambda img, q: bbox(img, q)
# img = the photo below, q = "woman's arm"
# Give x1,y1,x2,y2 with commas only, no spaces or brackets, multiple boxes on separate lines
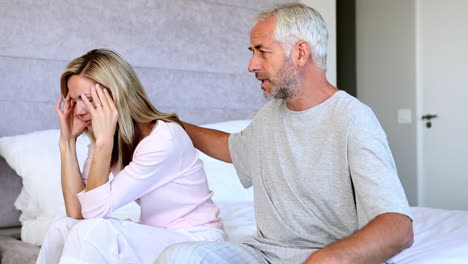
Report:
85,142,113,191
55,96,86,219
77,124,177,218
81,84,118,192
59,139,85,219
57,84,116,218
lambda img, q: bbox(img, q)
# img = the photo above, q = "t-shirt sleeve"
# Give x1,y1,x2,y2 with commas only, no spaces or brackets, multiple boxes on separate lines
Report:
228,123,255,188
77,131,179,219
348,107,412,228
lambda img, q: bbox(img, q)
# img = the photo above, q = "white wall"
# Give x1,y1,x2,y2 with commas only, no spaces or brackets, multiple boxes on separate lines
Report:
357,0,468,209
356,0,418,205
300,0,337,86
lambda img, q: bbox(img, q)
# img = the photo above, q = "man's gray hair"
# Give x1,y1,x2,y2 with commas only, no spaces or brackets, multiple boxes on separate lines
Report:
257,3,328,70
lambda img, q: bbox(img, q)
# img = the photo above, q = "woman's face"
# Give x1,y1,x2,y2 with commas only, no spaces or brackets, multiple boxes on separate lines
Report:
67,75,97,130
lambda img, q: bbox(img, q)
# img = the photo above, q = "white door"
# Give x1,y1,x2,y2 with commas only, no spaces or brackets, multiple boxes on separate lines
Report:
418,0,468,210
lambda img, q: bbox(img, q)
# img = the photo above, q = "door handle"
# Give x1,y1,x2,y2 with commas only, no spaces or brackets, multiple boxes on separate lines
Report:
422,114,438,128
421,114,438,120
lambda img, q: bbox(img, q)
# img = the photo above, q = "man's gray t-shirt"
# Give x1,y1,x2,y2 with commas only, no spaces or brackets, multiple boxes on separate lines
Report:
228,91,411,263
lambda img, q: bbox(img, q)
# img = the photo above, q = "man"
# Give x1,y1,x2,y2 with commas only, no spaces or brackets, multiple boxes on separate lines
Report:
156,3,413,264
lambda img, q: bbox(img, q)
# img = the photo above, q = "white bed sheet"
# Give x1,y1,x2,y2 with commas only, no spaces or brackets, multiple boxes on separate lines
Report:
218,201,256,243
394,207,468,264
219,203,468,264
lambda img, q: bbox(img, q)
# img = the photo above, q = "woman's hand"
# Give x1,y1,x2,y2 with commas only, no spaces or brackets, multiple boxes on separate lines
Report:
81,84,119,146
56,94,86,142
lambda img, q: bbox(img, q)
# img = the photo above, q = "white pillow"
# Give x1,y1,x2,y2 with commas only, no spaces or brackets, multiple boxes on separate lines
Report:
0,130,140,246
0,130,85,220
199,120,253,203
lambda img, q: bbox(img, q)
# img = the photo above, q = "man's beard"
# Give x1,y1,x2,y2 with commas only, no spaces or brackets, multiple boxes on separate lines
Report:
267,58,302,100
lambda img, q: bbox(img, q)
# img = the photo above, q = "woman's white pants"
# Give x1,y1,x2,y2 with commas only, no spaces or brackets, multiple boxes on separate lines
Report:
36,217,225,264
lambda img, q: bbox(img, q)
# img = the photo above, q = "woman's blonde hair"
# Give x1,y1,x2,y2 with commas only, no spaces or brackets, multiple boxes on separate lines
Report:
60,48,183,169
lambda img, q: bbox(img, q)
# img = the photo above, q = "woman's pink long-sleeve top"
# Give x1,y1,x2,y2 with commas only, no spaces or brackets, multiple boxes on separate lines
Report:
76,121,222,230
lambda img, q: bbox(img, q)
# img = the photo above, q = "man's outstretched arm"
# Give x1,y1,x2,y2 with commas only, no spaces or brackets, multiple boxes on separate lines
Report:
304,212,413,264
183,122,232,163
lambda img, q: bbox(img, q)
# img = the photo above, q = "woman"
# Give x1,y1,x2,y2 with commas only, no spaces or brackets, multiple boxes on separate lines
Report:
36,49,225,264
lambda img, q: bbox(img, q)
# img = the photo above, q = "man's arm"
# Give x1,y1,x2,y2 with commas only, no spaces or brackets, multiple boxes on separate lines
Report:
304,212,413,264
182,122,232,163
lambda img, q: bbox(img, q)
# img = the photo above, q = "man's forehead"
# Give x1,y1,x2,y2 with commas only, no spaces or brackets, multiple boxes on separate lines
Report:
250,17,275,37
250,18,276,46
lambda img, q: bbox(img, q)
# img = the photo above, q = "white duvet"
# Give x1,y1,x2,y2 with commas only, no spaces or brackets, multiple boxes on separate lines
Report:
220,203,468,264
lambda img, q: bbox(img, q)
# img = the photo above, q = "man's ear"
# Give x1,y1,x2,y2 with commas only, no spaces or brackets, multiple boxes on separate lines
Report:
293,41,311,67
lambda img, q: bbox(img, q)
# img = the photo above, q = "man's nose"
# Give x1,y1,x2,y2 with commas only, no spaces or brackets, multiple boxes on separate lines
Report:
248,55,261,72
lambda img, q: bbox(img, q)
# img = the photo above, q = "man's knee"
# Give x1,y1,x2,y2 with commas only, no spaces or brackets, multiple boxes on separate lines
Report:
155,241,260,264
156,241,215,264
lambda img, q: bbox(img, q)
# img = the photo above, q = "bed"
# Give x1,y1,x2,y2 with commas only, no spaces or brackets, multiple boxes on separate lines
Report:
2,0,468,262
1,120,468,264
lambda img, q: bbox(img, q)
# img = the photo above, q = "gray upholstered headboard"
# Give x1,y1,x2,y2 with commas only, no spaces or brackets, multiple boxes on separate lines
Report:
0,159,23,228
0,0,289,228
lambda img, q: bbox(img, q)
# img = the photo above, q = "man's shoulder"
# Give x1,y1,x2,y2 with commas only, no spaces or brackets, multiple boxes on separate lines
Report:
333,93,386,136
331,91,374,119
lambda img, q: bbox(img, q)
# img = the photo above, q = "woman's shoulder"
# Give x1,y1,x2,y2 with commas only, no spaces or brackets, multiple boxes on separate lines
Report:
135,121,186,154
148,120,185,140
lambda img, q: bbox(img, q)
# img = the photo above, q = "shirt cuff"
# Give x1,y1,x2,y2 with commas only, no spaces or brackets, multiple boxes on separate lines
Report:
77,181,112,218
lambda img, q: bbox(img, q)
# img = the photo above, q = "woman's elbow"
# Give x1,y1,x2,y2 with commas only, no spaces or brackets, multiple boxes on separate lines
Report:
66,212,84,220
81,206,112,219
